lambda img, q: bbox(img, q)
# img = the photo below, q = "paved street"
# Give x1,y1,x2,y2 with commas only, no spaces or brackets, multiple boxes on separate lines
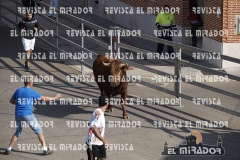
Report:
0,0,240,160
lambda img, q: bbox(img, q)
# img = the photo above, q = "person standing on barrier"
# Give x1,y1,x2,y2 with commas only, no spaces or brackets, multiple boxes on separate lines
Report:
21,0,42,18
22,0,35,18
4,76,62,155
155,5,177,54
86,95,109,160
187,0,201,47
18,12,39,71
48,0,58,18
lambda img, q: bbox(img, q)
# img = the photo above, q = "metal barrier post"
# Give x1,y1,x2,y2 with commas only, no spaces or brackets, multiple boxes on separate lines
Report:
0,0,1,24
56,12,59,60
174,45,182,106
113,26,119,58
109,26,113,55
237,17,240,35
15,0,17,30
117,27,120,55
113,27,117,57
86,0,88,8
81,18,84,75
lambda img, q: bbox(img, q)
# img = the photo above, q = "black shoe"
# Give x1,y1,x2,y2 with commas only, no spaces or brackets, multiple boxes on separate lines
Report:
43,148,53,155
4,149,11,155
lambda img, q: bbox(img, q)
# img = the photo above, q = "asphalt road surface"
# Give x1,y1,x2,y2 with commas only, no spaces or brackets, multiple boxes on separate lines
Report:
0,24,240,160
0,1,240,159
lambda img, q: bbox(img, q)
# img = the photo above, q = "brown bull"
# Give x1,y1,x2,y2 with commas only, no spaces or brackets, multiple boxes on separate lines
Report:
93,54,129,119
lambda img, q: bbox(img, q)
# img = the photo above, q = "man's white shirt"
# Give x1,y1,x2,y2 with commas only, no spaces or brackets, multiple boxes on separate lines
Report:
86,108,105,145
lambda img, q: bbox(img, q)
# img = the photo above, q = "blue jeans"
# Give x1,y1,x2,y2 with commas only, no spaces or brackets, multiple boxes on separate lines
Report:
48,0,58,17
14,114,42,137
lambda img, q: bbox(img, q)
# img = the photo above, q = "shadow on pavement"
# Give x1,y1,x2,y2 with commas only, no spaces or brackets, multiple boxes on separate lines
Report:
33,102,92,118
0,148,43,156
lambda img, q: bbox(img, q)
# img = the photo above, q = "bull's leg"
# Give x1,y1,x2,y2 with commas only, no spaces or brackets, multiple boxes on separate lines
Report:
101,89,104,95
121,92,128,119
107,104,113,112
106,95,113,112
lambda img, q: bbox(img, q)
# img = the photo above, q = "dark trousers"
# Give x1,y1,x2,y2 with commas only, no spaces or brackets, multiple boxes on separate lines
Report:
157,33,174,54
31,0,35,18
86,144,106,160
191,23,199,47
22,0,36,18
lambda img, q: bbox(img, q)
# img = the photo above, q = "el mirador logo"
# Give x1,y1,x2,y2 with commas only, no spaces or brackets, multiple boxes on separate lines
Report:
161,131,225,155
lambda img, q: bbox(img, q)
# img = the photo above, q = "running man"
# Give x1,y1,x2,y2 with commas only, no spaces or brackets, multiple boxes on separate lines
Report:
18,12,39,71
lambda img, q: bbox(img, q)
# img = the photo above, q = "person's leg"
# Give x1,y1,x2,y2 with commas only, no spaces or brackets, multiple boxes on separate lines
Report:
157,35,164,54
166,35,174,54
5,116,23,154
87,145,94,160
24,114,52,154
191,23,199,47
30,0,35,8
30,0,35,18
91,145,100,160
99,144,107,160
5,135,18,155
38,133,46,147
22,37,31,70
8,135,18,148
53,0,58,18
26,50,31,68
48,0,54,16
38,133,53,155
26,38,35,70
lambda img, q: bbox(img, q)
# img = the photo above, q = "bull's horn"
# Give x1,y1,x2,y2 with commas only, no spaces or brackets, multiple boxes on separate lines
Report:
102,61,110,66
120,63,128,67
